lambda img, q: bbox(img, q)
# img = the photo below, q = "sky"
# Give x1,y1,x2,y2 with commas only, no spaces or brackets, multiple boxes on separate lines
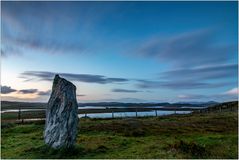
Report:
1,1,238,103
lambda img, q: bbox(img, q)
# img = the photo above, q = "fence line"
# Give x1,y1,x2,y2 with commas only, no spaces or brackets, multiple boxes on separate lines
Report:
2,103,238,122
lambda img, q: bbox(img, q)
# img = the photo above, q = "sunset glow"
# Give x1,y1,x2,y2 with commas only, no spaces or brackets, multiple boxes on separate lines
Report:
1,1,238,103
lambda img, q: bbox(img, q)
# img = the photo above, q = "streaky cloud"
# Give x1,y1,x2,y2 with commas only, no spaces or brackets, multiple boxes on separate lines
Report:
1,46,22,58
136,29,237,67
37,90,51,96
1,85,52,96
1,86,17,94
2,2,85,57
161,64,238,81
20,71,129,84
223,87,238,96
77,94,86,97
18,89,38,94
177,94,207,99
135,64,237,90
136,80,233,90
112,88,141,93
1,1,117,57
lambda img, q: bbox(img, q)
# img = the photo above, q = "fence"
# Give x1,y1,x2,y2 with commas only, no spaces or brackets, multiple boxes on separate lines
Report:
1,103,238,123
2,107,200,122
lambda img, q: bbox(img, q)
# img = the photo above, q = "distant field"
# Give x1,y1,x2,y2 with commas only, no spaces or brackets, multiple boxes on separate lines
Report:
1,101,46,110
1,101,237,122
1,111,238,159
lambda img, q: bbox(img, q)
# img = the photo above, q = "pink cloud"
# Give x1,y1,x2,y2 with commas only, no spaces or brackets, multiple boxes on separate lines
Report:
224,88,238,95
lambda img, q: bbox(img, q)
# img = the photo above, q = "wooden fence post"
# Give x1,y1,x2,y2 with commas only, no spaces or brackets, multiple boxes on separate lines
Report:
136,108,138,118
18,108,21,120
155,110,157,117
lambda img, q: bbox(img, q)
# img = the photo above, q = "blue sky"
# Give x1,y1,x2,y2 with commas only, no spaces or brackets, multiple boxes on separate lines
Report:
1,1,238,102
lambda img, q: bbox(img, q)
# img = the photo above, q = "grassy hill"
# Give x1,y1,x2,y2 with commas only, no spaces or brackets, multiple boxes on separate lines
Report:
1,110,238,159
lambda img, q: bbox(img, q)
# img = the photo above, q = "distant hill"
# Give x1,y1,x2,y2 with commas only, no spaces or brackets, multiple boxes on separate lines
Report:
175,101,218,105
78,102,220,108
198,101,238,113
1,100,226,110
78,102,170,107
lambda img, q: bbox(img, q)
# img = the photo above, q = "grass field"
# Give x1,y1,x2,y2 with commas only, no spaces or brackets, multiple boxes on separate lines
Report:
1,111,238,159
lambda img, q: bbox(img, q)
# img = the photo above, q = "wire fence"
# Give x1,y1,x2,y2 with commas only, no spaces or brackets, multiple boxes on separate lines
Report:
1,103,238,123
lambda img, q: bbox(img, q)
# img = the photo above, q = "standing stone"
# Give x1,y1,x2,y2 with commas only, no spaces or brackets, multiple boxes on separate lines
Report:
44,75,78,148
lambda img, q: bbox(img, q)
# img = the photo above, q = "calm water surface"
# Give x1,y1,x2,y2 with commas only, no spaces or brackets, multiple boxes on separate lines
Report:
78,110,192,118
1,106,196,118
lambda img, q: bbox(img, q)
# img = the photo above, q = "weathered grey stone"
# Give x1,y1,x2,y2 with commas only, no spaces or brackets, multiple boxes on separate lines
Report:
44,75,78,149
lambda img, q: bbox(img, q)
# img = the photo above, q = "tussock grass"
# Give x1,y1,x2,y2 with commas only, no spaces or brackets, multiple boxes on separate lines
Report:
1,111,238,159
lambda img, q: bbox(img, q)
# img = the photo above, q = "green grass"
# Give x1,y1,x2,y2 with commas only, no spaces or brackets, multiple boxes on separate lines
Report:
1,111,45,121
1,111,238,159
